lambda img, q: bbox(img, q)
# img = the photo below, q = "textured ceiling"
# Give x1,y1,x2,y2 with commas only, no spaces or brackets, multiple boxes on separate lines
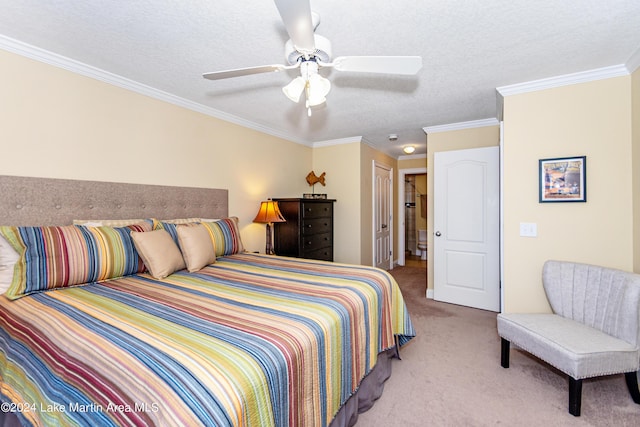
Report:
1,0,640,158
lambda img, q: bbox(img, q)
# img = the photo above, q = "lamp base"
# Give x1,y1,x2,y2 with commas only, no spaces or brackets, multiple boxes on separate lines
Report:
265,223,275,255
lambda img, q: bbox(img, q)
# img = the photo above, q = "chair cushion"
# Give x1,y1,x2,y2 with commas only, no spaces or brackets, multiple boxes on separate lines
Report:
497,313,639,379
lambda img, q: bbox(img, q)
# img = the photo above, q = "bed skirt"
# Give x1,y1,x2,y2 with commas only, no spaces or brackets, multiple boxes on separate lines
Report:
328,347,395,427
1,349,395,427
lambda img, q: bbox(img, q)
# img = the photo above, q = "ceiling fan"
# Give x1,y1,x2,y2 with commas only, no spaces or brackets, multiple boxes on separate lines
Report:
202,0,422,116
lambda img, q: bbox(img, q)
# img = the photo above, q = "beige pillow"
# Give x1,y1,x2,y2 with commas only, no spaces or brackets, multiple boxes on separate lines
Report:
0,235,20,294
177,224,216,272
130,230,185,279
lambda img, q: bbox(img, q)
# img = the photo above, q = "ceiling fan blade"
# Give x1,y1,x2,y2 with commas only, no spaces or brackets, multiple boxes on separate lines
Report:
330,56,423,75
273,0,316,54
202,64,288,80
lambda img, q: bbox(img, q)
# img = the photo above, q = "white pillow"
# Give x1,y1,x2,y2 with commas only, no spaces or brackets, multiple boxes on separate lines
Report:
73,219,145,227
0,235,20,294
159,218,202,224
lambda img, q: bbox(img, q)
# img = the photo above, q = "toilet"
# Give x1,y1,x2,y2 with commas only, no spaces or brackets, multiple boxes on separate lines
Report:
417,229,427,261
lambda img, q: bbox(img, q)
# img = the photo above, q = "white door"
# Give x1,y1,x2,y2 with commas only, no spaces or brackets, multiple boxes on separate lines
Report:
374,162,393,270
433,147,500,311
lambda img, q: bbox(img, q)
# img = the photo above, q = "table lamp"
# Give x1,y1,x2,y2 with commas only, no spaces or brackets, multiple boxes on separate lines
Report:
253,199,286,254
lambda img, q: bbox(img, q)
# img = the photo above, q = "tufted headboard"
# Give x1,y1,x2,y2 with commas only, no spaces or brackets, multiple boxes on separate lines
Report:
0,175,228,226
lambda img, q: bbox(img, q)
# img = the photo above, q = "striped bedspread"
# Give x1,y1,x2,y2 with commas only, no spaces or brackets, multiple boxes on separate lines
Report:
0,253,414,427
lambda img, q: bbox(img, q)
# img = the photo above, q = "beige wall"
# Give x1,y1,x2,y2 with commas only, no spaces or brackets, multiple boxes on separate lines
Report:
0,49,312,253
398,155,427,170
633,67,640,273
502,76,634,312
425,125,500,291
311,142,362,264
311,142,398,266
12,45,633,296
1,49,403,267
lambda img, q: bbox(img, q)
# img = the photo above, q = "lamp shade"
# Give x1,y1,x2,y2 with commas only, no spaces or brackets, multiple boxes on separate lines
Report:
306,74,331,107
253,200,286,224
282,77,306,103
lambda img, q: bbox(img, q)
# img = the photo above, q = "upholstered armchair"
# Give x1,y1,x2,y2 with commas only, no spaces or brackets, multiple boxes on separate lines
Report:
497,260,640,416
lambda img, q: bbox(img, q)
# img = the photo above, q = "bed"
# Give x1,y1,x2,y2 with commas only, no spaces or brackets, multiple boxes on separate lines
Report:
0,176,415,427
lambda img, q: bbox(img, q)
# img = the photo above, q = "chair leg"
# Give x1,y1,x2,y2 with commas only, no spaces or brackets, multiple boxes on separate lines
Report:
569,377,582,416
500,338,510,368
625,371,640,404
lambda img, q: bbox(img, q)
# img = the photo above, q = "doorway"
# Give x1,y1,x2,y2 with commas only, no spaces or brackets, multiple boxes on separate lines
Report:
404,174,427,268
398,167,428,267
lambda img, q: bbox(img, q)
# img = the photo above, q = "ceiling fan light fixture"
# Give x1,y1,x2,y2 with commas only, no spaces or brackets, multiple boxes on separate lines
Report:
283,61,331,110
282,76,306,103
403,146,416,154
306,74,331,107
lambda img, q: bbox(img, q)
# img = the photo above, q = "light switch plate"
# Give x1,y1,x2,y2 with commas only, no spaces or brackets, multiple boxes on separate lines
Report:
520,222,537,237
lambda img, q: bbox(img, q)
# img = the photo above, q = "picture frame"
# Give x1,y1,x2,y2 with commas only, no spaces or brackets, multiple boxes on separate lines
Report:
303,193,327,199
539,156,586,203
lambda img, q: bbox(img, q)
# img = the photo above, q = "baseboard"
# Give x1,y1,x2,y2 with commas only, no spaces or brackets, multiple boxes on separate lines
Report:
426,289,434,299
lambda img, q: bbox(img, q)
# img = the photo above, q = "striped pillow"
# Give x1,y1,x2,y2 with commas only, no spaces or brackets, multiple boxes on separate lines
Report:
154,221,181,246
0,222,152,300
201,217,245,256
79,222,152,280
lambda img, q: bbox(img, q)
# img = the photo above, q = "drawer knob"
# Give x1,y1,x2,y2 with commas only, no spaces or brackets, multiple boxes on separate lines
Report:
307,224,312,228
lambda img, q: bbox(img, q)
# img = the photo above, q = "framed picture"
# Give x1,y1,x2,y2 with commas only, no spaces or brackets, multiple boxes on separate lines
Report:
539,156,586,203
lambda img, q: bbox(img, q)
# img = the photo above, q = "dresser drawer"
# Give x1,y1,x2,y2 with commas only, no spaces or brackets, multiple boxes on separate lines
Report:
302,218,332,235
302,232,332,251
301,202,333,219
303,246,333,261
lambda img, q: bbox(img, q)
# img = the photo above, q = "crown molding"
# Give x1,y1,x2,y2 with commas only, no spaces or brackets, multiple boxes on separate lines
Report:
626,47,640,74
423,118,499,134
313,136,363,148
496,64,629,96
0,34,306,146
398,153,427,161
360,137,419,159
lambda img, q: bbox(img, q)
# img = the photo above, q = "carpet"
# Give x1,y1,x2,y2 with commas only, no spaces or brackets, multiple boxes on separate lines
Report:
356,266,640,426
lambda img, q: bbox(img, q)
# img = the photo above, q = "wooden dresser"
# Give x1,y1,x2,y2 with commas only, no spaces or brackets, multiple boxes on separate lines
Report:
273,198,336,261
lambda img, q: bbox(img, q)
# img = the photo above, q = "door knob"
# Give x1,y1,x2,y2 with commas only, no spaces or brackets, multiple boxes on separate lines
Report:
435,231,442,236
381,224,388,229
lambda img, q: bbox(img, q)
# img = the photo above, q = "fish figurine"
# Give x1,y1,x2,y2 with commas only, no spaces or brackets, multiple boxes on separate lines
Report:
306,171,326,186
